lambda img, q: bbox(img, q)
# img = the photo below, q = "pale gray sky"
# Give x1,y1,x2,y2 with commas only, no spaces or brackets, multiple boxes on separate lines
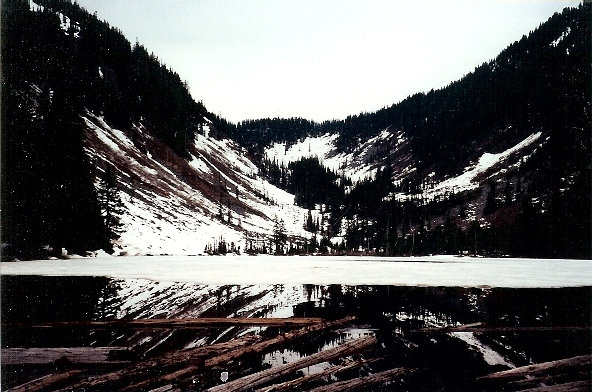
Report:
75,0,578,122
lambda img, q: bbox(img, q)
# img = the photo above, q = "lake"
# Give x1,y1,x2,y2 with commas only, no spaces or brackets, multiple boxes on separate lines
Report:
1,256,591,390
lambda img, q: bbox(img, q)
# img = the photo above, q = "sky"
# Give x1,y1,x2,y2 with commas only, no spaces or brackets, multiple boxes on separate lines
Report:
75,0,579,123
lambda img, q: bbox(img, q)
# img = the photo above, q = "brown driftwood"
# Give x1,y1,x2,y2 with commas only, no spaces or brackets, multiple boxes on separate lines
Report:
477,355,592,382
518,380,590,392
146,385,182,392
59,317,356,392
53,335,261,392
6,317,324,329
2,347,130,365
255,358,379,392
301,367,418,392
5,370,84,392
505,371,590,391
413,324,592,333
205,316,356,368
120,317,357,391
206,335,377,392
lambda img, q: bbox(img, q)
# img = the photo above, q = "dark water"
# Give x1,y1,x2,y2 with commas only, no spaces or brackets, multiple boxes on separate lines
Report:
1,276,591,391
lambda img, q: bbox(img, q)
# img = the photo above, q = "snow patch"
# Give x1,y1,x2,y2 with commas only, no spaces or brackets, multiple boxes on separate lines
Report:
83,110,313,256
265,128,401,183
450,332,514,368
393,131,542,202
551,26,571,47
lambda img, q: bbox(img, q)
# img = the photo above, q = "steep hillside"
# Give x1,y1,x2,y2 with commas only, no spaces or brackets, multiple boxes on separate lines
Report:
244,4,591,258
235,4,590,182
1,0,317,259
83,112,313,256
2,1,590,259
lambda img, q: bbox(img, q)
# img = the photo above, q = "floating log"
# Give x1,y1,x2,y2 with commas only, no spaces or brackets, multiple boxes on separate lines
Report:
5,317,325,329
205,316,356,368
146,384,181,392
52,335,261,392
301,367,418,392
121,317,357,391
58,317,356,392
206,335,377,392
477,355,592,382
5,370,84,392
256,358,379,392
518,380,590,392
508,373,590,389
2,347,131,365
413,324,591,334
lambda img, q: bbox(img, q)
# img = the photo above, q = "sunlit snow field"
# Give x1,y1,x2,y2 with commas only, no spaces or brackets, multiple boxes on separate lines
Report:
2,256,591,287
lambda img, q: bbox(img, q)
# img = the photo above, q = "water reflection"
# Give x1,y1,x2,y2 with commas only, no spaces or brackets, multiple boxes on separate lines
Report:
2,276,590,390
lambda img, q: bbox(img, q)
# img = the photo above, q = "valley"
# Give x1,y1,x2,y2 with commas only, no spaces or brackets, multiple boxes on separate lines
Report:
1,1,591,391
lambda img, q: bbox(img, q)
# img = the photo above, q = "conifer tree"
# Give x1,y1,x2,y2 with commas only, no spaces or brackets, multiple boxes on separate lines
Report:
97,165,125,251
272,216,287,255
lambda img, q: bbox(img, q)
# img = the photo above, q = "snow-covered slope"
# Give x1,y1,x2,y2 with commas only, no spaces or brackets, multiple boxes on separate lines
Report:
265,125,543,203
393,131,544,202
265,128,412,183
83,113,312,256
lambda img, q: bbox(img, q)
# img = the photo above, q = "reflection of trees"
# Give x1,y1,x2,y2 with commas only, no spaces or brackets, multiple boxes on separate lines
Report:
296,285,485,328
1,276,114,348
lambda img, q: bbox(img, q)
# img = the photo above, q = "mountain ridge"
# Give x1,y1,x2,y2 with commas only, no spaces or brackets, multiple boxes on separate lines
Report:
2,0,590,259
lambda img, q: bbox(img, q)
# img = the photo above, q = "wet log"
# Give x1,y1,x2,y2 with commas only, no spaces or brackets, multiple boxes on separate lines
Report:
413,323,591,333
301,367,418,392
477,355,592,382
59,317,356,392
146,385,181,392
7,317,325,329
256,358,379,392
506,371,590,389
204,316,356,367
518,380,590,392
53,335,261,392
206,335,377,392
121,317,357,391
2,347,131,365
5,370,84,392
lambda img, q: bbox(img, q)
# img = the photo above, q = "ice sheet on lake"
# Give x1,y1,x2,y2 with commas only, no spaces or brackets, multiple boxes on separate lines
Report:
3,255,591,288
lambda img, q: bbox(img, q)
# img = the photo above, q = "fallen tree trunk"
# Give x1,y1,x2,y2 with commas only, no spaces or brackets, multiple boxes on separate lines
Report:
5,370,84,392
301,367,418,392
507,374,591,390
2,347,130,365
53,335,261,392
477,355,592,382
256,358,379,392
205,316,356,368
413,323,591,334
59,317,356,392
206,335,377,392
518,380,590,392
121,317,357,391
146,384,182,392
5,317,325,329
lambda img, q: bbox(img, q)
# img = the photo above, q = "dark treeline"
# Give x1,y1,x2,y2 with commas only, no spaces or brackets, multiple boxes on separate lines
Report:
1,0,211,257
260,149,590,258
2,1,590,259
228,4,591,259
339,169,591,259
226,5,590,181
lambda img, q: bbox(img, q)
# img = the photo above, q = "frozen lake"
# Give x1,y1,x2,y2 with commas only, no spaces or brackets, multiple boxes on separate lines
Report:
2,255,592,287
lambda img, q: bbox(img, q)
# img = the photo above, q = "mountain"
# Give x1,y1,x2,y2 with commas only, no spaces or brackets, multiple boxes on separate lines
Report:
2,0,590,259
229,4,591,259
2,0,314,259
